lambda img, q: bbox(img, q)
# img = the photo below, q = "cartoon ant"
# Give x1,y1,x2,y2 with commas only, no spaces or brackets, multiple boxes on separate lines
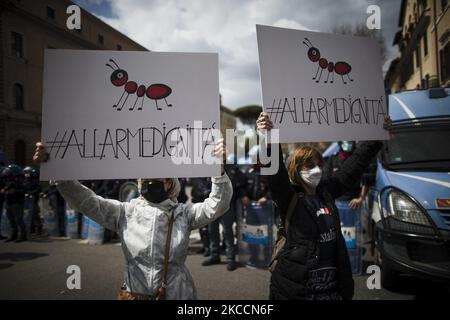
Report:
105,59,172,111
302,38,353,84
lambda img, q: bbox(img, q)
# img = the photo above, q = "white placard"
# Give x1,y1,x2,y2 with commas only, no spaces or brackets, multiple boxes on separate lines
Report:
41,50,221,181
257,25,389,143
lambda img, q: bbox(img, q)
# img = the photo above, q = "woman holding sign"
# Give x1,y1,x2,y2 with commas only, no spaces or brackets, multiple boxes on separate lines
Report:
33,139,232,300
256,112,391,300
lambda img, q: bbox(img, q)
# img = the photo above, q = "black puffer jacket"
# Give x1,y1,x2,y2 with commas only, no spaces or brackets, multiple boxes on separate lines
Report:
268,141,382,300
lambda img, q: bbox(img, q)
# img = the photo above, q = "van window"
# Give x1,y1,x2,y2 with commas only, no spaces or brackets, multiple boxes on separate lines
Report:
384,125,450,171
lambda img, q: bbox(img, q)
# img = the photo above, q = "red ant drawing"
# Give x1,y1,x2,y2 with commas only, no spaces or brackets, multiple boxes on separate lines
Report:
106,59,173,111
302,38,353,84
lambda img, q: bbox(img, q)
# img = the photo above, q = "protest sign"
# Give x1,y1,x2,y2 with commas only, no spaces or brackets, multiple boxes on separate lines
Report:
41,50,220,180
256,25,389,143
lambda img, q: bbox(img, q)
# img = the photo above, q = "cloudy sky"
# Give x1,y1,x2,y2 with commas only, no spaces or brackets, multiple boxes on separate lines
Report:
73,0,401,110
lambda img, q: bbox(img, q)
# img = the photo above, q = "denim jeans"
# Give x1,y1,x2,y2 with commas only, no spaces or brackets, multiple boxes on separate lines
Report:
208,208,236,261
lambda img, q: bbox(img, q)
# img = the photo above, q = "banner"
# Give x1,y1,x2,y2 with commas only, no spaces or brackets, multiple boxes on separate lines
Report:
257,25,389,143
41,50,221,180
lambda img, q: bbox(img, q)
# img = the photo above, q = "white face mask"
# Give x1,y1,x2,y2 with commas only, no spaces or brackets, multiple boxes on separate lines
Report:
300,166,322,188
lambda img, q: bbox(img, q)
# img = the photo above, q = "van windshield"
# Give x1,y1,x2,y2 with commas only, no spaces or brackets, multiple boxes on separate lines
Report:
384,125,450,171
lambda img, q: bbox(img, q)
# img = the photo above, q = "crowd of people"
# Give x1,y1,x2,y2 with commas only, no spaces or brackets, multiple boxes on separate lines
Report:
0,163,77,242
189,161,272,271
2,115,391,300
0,159,274,272
1,138,376,262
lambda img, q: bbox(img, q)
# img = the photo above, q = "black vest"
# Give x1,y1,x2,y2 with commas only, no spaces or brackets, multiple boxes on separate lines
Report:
270,186,354,300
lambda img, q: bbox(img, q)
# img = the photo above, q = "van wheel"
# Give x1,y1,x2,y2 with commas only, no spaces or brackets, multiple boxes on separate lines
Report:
381,255,399,290
373,238,399,290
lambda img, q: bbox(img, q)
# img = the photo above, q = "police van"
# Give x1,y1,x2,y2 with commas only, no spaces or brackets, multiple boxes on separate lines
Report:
369,88,450,289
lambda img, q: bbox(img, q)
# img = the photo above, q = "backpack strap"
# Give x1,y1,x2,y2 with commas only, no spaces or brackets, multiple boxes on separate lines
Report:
155,211,175,300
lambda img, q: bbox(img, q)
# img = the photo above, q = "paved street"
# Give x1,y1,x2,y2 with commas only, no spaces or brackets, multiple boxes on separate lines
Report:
0,233,448,300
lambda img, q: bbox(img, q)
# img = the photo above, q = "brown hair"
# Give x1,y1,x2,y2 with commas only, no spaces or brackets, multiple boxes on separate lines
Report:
287,146,324,185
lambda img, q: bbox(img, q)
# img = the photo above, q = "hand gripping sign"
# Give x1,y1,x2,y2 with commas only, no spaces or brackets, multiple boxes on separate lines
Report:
40,50,221,180
256,25,389,143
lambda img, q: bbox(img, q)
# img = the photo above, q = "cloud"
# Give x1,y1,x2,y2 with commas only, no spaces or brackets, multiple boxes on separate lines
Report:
273,19,314,31
84,0,401,109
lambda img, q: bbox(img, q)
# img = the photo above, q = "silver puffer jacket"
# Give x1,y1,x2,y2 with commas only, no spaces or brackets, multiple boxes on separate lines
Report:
55,174,233,299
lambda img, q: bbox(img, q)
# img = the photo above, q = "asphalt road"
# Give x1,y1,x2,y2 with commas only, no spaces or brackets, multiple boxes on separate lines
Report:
1,233,448,300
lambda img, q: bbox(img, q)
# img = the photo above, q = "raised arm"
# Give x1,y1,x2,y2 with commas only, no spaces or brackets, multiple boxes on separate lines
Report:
323,116,392,198
54,180,125,232
187,174,233,230
33,142,124,232
322,140,382,199
256,112,295,220
266,144,295,219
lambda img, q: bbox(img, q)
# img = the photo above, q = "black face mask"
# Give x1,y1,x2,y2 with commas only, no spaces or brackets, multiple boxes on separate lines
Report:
141,180,167,203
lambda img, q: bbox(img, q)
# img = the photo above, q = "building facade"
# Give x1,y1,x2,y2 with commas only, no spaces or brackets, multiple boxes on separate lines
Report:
385,0,449,92
0,0,147,166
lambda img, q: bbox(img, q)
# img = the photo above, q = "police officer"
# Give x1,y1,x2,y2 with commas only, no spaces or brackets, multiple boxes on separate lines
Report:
203,163,246,270
191,177,212,256
1,164,27,242
242,163,271,208
42,184,66,237
242,162,271,267
24,166,42,235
